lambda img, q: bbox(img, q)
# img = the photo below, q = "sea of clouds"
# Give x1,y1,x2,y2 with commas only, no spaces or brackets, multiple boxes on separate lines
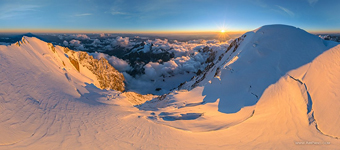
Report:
58,34,232,94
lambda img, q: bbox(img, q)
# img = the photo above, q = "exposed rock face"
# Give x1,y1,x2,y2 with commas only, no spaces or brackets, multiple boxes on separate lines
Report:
48,43,56,53
49,44,125,92
64,48,125,91
14,37,29,46
78,51,125,91
178,35,246,90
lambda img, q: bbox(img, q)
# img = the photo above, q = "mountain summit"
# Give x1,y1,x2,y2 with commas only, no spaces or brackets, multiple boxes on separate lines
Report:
179,24,336,113
6,36,125,91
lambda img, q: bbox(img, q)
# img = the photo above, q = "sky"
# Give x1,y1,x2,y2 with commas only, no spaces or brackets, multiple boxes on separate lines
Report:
0,0,339,33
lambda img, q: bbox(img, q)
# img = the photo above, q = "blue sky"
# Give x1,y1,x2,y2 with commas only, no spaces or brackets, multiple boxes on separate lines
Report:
0,0,339,33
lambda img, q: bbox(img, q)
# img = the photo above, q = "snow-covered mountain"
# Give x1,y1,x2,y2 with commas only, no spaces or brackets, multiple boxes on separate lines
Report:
1,25,340,149
3,37,125,92
176,25,337,113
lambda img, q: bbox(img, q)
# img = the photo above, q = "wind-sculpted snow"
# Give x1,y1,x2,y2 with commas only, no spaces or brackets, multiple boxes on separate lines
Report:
181,25,337,113
1,25,340,149
298,45,340,138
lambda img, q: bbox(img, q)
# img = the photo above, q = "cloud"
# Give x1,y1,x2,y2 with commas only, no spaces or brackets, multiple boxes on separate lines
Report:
91,39,101,47
307,0,318,6
125,40,229,94
276,5,295,17
69,39,86,50
128,39,230,91
129,38,229,58
57,34,91,41
91,52,131,72
58,35,64,40
74,13,92,17
71,35,231,94
111,36,130,47
0,4,40,19
110,8,128,15
89,39,102,47
56,34,232,94
69,39,81,46
100,33,108,37
63,40,69,46
76,45,86,50
69,34,90,40
111,11,127,15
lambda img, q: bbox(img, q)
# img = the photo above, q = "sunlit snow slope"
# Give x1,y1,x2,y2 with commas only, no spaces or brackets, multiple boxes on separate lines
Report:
1,25,340,149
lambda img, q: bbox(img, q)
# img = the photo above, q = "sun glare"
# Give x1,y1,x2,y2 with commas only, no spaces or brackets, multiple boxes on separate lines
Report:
216,21,231,42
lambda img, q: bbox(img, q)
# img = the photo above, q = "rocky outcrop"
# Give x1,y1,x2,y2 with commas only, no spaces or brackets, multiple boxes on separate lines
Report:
63,47,125,91
11,36,126,92
176,35,246,90
78,51,125,91
46,43,125,92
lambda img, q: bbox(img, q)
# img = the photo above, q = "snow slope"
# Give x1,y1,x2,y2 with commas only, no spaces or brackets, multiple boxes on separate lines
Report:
179,25,337,113
1,25,340,149
295,45,340,138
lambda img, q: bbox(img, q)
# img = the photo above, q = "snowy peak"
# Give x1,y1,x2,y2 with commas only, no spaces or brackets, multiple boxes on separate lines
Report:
175,24,337,113
4,36,125,92
135,25,340,140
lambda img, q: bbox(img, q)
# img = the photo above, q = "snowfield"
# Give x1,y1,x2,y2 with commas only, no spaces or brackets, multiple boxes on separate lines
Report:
0,25,340,149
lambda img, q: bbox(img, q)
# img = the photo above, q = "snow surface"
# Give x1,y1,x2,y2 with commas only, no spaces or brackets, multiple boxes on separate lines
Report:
181,25,338,113
1,25,340,149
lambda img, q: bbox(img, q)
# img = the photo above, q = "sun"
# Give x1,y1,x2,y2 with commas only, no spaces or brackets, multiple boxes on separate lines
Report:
221,29,225,33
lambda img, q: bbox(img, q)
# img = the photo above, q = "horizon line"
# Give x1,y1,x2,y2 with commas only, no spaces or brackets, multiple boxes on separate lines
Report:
0,28,339,35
